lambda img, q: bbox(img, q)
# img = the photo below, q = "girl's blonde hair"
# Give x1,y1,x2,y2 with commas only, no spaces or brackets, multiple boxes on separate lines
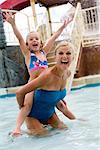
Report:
55,41,75,55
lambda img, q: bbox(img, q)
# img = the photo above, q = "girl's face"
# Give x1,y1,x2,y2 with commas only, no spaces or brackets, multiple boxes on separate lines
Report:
27,32,41,52
55,45,74,70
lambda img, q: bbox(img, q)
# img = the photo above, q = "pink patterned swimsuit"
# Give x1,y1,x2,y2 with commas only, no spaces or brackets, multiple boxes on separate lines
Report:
29,51,48,72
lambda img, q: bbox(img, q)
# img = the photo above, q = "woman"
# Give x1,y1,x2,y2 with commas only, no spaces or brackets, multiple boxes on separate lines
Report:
16,41,75,136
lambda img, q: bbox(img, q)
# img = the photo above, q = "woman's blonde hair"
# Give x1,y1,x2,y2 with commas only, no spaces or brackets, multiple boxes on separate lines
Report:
55,41,75,55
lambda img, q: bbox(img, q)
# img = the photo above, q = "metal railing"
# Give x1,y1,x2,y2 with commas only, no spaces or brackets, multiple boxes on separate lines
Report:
66,3,84,92
2,5,100,47
2,9,51,45
82,5,100,46
2,9,30,45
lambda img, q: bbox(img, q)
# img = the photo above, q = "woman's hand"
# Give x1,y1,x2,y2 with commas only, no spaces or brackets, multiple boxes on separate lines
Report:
16,88,25,108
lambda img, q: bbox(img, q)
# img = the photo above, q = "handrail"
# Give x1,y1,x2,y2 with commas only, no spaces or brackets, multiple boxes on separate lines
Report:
2,9,51,44
66,2,84,93
82,5,100,11
82,5,100,46
1,9,31,45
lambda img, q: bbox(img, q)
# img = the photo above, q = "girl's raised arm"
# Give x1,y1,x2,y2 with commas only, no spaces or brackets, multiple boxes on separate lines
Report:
43,18,73,54
3,12,28,56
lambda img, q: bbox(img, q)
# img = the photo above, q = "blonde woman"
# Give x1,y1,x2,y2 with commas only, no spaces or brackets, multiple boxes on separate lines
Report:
16,41,76,136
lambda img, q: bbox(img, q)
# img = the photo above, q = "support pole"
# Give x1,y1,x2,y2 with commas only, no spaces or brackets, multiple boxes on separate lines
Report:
30,0,37,28
46,7,52,36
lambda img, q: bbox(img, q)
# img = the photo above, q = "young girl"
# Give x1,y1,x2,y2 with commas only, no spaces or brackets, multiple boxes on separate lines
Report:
3,12,75,136
16,41,75,136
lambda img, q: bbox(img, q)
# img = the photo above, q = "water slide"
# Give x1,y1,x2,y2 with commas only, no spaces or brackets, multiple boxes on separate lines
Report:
0,0,30,10
0,1,83,92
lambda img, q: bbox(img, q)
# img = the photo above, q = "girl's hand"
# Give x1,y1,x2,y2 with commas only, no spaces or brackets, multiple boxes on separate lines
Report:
3,12,15,25
62,15,74,28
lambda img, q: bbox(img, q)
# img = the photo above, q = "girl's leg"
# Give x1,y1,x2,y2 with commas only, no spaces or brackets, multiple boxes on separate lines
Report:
25,117,48,136
47,113,67,129
12,92,33,136
56,100,76,120
16,86,26,108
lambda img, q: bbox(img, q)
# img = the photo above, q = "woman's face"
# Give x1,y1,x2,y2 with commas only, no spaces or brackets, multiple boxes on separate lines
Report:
55,45,73,70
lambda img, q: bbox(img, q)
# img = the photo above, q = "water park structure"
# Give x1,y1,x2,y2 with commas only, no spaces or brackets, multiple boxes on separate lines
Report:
0,0,100,90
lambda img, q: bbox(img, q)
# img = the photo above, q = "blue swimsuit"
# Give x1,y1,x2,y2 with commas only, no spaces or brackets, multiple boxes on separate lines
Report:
28,89,66,123
29,51,48,72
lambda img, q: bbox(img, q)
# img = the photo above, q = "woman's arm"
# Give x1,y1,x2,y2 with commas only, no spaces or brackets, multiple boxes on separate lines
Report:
43,18,73,54
3,12,28,56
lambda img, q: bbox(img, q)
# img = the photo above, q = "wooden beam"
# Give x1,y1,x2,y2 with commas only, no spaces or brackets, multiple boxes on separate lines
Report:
30,0,37,28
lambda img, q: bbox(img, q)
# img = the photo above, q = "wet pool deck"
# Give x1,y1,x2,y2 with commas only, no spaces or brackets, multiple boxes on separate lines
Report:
0,74,100,96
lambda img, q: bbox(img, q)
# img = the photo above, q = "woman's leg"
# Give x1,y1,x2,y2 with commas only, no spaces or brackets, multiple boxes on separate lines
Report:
25,117,48,136
47,113,67,129
12,92,33,136
56,100,76,120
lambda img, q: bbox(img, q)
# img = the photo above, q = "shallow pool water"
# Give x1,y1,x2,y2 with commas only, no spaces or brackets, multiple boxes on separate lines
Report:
0,84,100,150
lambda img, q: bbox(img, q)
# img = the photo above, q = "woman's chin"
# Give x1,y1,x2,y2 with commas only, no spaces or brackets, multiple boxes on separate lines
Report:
61,64,69,70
